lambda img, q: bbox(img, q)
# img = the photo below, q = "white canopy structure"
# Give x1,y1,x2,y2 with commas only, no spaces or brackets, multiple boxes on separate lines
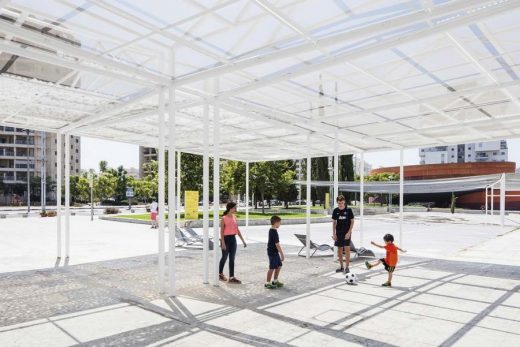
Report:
1,0,519,294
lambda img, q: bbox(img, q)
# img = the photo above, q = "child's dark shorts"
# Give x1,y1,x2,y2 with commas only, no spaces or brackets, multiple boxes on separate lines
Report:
380,258,396,273
268,254,282,270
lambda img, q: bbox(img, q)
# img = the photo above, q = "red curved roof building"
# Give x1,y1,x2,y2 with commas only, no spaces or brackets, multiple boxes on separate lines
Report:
370,162,519,210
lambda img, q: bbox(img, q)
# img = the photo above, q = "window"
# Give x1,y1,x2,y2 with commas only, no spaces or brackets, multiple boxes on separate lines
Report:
493,152,497,155
451,148,454,151
54,163,57,167
55,151,57,155
76,139,79,143
76,169,79,173
71,145,73,149
54,139,57,144
468,147,471,150
76,159,78,163
501,151,505,155
451,155,454,158
75,149,78,153
468,154,471,157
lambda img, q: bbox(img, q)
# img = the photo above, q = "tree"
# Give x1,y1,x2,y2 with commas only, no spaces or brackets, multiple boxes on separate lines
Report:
94,171,117,202
311,157,329,206
113,165,129,203
99,160,108,173
221,160,245,201
251,160,295,213
340,154,355,201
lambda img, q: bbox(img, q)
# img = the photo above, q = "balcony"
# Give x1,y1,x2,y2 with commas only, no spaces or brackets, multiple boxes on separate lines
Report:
14,140,35,145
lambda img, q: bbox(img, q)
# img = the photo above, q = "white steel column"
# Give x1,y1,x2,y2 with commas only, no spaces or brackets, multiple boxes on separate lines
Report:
333,131,339,262
491,185,494,216
213,98,220,286
245,161,250,239
360,152,365,247
158,87,166,293
176,151,181,225
306,135,311,259
202,103,210,284
399,149,404,247
168,78,176,296
485,186,488,215
64,134,70,259
500,173,506,227
41,133,46,211
56,132,62,259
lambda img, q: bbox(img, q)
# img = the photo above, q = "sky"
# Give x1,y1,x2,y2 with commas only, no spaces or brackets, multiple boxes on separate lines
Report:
81,137,520,172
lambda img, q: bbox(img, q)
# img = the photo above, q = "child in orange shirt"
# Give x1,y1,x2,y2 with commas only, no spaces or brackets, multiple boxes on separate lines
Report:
365,234,406,287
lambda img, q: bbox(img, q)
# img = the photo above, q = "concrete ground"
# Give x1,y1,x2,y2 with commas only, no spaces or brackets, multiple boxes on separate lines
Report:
0,212,519,346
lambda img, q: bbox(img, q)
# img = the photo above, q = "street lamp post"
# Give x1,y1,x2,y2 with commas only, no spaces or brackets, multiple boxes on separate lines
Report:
26,129,30,213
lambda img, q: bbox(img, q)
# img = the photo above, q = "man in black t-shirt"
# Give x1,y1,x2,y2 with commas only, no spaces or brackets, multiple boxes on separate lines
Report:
332,195,355,273
266,215,284,289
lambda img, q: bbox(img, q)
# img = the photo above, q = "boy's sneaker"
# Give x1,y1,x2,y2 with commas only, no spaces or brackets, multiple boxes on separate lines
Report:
335,267,344,273
365,261,372,270
264,283,276,289
381,282,392,287
344,267,350,274
273,281,284,288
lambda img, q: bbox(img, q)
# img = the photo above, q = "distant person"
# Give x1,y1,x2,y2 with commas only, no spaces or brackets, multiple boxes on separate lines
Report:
150,199,158,229
219,202,247,283
365,233,407,287
332,195,355,273
265,215,284,289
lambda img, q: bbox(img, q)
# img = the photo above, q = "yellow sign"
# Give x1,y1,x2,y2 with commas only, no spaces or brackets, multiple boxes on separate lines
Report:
185,191,199,220
325,192,330,209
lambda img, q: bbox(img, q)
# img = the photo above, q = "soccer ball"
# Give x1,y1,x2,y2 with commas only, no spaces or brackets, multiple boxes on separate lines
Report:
345,272,357,285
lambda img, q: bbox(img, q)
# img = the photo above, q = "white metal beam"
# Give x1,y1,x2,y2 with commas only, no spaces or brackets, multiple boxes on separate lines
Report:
174,0,502,87
252,0,315,44
215,0,519,99
0,21,169,85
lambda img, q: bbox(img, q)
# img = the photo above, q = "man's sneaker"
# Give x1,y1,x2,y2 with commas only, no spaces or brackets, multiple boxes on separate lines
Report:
228,277,242,284
335,267,344,273
264,283,276,289
365,261,372,270
273,281,284,288
344,267,350,274
381,282,392,287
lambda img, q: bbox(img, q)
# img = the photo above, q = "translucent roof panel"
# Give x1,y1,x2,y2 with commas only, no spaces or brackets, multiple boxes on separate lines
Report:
1,0,520,161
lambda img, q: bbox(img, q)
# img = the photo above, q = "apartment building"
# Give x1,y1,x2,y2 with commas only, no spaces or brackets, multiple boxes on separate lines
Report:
139,146,157,178
419,140,508,164
0,128,80,185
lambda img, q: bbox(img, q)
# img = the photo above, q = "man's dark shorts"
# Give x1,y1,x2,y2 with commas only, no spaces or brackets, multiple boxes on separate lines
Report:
269,254,282,269
334,232,351,247
380,258,396,273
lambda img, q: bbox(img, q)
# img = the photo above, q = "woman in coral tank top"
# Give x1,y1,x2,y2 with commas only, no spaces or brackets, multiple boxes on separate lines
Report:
219,202,247,283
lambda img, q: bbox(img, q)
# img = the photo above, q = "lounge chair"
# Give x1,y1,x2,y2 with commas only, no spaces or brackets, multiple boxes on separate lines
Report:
349,240,375,258
294,234,375,258
294,234,333,257
184,223,215,250
172,226,214,250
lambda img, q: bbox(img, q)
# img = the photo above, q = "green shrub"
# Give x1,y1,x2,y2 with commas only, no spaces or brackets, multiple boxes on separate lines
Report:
104,207,120,215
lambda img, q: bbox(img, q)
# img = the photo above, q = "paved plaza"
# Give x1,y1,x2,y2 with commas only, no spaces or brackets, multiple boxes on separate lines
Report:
0,213,519,346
